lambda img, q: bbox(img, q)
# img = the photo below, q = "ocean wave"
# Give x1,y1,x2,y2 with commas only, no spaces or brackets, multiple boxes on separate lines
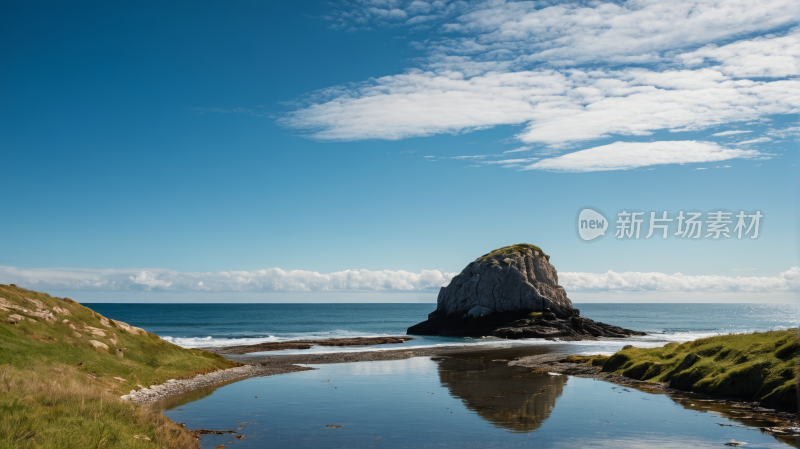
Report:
162,329,784,353
162,329,395,348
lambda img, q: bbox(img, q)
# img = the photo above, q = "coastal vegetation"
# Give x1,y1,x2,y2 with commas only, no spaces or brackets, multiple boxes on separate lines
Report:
477,243,545,262
0,284,238,448
563,329,799,409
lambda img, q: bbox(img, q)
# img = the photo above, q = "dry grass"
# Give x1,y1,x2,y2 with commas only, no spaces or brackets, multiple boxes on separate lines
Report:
0,285,241,448
0,364,198,449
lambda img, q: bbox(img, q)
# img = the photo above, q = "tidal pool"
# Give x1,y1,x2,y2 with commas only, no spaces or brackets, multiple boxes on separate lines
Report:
156,350,797,448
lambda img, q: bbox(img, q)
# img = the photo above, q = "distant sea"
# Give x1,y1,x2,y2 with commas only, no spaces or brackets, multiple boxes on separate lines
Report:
88,303,800,356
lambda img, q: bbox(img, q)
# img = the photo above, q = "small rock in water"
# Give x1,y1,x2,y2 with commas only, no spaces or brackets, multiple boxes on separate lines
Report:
326,425,345,428
725,440,747,446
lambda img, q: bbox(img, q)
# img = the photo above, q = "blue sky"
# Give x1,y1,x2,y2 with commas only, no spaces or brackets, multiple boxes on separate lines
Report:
1,0,798,302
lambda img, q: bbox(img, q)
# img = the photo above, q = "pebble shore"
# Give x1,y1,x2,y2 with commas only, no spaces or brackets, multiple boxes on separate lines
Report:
121,363,311,405
121,340,486,405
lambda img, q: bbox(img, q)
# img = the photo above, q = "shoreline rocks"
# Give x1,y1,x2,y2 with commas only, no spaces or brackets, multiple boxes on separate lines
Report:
121,364,313,405
207,336,413,355
408,244,644,340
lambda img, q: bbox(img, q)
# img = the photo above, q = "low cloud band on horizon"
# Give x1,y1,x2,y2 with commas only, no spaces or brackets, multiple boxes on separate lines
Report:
1,266,798,295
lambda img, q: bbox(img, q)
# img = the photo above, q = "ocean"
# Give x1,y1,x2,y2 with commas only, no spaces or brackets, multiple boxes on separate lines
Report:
88,302,799,356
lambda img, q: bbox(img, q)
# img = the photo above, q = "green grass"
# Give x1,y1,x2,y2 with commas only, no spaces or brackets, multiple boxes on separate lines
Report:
0,284,240,448
564,330,799,409
477,244,546,262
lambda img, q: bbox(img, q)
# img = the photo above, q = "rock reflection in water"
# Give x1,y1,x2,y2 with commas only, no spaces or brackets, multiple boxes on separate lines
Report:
434,351,567,433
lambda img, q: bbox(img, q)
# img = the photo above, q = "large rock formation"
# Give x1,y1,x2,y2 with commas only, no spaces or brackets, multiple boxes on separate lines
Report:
408,244,644,340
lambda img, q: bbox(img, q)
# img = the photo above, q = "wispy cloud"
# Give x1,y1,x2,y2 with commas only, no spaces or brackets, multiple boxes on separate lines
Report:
736,137,772,145
767,126,800,139
503,146,532,154
521,141,761,173
480,158,537,165
3,265,799,294
712,130,752,137
281,35,800,146
451,155,486,159
282,0,800,155
189,106,265,117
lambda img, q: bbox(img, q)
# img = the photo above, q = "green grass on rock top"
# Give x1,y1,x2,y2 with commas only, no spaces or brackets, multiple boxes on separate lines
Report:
477,244,547,262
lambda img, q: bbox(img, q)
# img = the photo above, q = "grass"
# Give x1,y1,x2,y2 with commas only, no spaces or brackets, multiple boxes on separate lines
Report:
0,284,240,448
477,244,546,262
563,329,799,409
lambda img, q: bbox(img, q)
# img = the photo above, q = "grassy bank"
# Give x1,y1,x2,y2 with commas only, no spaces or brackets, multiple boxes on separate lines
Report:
0,284,239,448
564,329,799,410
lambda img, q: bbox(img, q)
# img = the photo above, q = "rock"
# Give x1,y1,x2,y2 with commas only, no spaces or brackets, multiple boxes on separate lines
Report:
8,313,35,323
467,305,495,318
99,317,111,328
113,377,127,382
24,297,44,309
111,319,145,335
89,340,109,349
434,244,574,318
73,331,82,338
408,244,645,340
30,309,56,322
52,305,71,316
0,298,29,313
84,326,106,337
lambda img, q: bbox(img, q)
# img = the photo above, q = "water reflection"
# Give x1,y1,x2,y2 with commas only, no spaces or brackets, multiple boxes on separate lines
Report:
434,349,567,433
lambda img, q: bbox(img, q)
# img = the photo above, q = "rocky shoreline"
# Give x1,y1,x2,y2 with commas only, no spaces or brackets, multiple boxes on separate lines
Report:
207,336,413,355
123,343,492,405
121,363,313,405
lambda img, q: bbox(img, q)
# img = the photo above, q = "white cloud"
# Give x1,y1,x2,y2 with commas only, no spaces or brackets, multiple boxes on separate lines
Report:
711,130,752,136
503,146,532,153
767,126,800,138
478,157,539,165
288,1,800,157
281,63,800,146
438,0,799,68
3,265,799,295
0,266,457,293
679,31,800,78
521,141,761,173
560,267,800,293
736,137,772,145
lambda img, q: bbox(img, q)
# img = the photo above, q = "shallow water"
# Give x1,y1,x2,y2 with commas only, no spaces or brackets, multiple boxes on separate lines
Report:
156,348,798,449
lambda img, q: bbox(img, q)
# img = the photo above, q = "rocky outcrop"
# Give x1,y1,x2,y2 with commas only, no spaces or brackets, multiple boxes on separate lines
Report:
408,244,644,340
431,244,574,319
